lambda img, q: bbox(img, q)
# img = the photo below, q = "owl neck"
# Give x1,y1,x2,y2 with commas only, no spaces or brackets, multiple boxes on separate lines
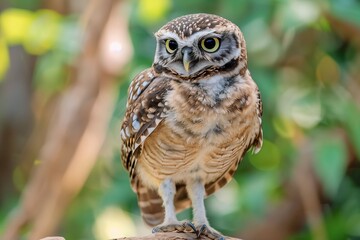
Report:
170,70,248,109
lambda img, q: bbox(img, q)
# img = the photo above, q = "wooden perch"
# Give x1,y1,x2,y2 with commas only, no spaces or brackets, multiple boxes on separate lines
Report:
40,237,65,240
113,231,242,240
38,228,243,240
40,232,241,240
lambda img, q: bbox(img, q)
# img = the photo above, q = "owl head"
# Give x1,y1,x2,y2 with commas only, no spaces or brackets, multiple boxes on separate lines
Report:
152,13,247,80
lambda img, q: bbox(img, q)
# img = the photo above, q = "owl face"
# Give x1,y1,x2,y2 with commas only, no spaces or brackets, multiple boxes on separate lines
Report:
153,14,245,79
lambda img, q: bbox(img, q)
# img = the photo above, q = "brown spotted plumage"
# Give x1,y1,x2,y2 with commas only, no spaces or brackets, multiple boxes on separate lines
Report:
121,13,263,238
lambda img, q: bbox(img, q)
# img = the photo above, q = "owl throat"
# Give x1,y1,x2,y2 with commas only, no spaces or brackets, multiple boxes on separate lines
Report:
172,73,242,109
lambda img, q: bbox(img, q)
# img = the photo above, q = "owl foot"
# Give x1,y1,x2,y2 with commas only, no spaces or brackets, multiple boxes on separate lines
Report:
196,224,225,240
152,221,197,234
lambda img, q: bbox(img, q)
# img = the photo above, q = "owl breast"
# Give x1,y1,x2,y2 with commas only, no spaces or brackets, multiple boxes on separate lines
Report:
136,73,261,188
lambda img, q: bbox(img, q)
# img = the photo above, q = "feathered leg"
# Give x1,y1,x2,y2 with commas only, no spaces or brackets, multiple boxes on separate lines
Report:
186,179,225,240
152,178,196,233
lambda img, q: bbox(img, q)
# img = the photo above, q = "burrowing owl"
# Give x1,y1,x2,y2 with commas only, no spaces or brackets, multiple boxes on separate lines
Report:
121,13,263,239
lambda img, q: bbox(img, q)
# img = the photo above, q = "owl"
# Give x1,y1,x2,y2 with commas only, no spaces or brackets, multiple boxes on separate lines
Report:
121,13,263,239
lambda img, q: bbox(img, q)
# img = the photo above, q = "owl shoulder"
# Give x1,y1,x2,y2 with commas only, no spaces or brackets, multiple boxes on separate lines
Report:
120,68,171,177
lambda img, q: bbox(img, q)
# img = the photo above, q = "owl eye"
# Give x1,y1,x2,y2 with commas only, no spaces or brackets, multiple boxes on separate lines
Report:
200,37,220,53
165,39,178,53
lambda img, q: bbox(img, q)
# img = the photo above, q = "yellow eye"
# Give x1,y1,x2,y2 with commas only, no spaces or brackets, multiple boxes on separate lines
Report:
200,37,220,53
165,39,178,53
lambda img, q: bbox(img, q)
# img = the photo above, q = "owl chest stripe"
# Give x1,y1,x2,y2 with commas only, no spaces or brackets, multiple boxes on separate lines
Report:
141,129,187,170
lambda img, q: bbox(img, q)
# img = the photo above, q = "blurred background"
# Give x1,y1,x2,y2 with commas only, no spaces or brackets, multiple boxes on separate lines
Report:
0,0,360,239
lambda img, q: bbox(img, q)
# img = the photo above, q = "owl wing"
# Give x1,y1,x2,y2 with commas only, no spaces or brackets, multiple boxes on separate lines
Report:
121,68,170,184
121,68,171,227
252,87,263,153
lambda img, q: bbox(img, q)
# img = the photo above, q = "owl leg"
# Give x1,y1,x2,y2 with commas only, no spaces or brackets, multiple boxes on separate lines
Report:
187,179,225,240
152,178,196,233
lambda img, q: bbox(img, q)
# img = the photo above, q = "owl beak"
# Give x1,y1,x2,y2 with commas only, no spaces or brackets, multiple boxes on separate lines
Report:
182,47,193,73
183,58,190,73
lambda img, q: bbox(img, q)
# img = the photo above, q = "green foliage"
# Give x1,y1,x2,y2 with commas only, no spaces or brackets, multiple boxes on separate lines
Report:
328,0,360,26
0,8,80,82
343,103,360,159
250,140,282,171
314,136,347,197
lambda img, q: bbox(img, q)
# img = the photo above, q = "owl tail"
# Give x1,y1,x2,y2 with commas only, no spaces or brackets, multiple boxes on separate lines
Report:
135,180,192,227
136,181,164,227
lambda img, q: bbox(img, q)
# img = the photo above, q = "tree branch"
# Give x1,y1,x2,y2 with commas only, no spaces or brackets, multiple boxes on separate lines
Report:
113,232,242,240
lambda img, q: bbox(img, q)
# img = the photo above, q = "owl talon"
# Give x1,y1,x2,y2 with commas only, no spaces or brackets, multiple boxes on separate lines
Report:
152,221,197,234
196,224,225,240
182,221,197,233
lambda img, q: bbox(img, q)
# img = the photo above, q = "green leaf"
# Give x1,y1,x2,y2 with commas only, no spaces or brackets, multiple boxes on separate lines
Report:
343,103,360,160
276,0,320,31
329,0,360,26
34,51,68,95
314,137,347,197
23,9,61,55
249,140,281,171
239,172,279,216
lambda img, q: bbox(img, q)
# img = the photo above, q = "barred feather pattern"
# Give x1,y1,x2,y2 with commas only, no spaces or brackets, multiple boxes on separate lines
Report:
121,68,171,226
121,70,262,226
120,14,263,227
